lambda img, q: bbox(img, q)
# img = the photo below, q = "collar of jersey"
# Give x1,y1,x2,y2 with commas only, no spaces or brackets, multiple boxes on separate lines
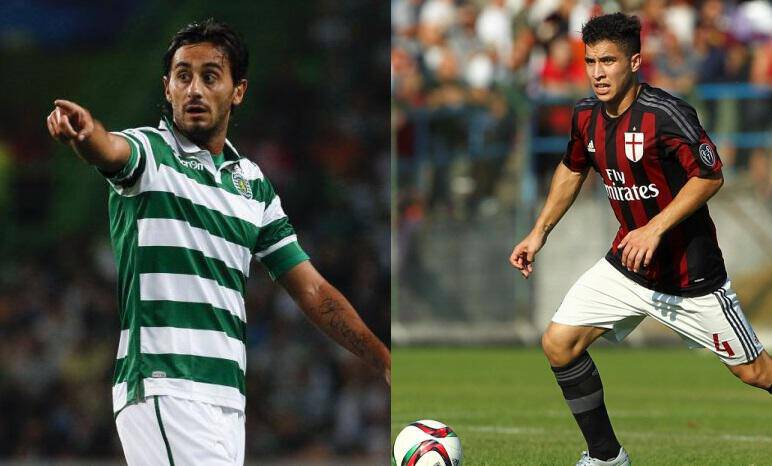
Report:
601,82,646,121
158,117,241,164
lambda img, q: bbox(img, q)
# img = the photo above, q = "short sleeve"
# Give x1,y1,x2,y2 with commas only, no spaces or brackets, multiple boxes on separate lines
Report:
253,179,309,279
658,100,722,178
561,107,591,172
98,130,148,192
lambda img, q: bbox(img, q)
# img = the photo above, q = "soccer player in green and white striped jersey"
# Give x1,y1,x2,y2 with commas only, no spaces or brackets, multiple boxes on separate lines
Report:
46,19,390,466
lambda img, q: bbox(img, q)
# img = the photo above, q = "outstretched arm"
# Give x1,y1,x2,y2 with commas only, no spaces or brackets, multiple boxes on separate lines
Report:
510,162,588,278
618,171,723,272
279,261,391,385
46,99,130,173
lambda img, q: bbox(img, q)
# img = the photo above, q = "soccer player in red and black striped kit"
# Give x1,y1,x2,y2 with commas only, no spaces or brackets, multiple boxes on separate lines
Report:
510,13,771,466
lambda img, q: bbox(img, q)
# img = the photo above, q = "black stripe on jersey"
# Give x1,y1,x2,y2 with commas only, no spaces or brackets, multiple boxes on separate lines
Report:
585,105,602,171
682,205,720,288
719,288,759,359
587,105,600,144
639,90,700,143
604,117,637,233
625,109,675,280
713,290,752,361
640,100,689,194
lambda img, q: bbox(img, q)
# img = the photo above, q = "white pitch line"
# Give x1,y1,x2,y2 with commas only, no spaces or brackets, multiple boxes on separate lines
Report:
617,431,772,443
719,434,772,443
466,426,545,435
463,426,772,443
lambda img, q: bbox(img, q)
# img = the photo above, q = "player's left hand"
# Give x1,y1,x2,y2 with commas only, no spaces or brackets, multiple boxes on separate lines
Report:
617,224,662,273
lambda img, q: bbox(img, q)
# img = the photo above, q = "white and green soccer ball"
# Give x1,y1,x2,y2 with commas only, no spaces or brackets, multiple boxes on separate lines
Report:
392,419,463,466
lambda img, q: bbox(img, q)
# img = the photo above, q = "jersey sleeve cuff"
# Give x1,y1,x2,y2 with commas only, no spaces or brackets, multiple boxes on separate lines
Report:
97,132,141,185
561,158,587,173
258,240,310,280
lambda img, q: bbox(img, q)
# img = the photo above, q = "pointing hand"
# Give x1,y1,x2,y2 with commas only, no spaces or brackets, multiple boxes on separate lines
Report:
46,99,95,144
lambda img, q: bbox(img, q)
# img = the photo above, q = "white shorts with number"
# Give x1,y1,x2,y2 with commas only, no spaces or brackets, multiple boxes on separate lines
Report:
116,395,245,466
552,258,764,366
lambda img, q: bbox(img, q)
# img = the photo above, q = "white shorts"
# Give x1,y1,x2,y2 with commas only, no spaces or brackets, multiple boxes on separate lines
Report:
553,259,764,365
116,395,245,466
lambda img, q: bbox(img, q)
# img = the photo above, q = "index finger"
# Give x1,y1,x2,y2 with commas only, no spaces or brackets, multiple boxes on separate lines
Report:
54,99,82,113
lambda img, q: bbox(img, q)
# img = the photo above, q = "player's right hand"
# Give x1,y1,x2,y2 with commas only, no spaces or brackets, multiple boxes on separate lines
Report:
46,99,95,144
509,232,546,279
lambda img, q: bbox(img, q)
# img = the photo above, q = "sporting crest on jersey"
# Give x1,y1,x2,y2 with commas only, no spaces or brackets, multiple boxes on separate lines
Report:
231,167,253,199
624,132,644,162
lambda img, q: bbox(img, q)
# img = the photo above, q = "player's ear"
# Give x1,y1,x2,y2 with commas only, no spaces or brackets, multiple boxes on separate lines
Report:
232,79,247,107
629,52,641,73
162,76,172,103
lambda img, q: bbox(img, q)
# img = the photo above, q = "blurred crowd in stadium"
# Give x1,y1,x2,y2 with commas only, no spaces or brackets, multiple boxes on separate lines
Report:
0,2,388,462
393,0,772,217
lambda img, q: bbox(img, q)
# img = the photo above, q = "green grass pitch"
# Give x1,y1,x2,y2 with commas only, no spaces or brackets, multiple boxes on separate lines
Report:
392,347,771,465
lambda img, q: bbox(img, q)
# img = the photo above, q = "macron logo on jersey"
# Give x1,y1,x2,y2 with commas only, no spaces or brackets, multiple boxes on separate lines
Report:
604,168,660,201
179,158,205,171
587,140,595,153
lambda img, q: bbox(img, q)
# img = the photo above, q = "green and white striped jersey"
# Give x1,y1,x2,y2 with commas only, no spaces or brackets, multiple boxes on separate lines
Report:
103,118,308,414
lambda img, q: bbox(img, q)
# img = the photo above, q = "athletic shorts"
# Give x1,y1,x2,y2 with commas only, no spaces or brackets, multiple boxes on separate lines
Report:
552,258,765,365
116,395,245,466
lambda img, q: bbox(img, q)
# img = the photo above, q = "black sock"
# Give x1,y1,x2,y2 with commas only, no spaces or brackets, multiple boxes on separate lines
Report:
551,351,621,461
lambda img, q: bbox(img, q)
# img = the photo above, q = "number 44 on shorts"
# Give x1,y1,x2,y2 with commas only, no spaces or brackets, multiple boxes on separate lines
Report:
713,333,734,357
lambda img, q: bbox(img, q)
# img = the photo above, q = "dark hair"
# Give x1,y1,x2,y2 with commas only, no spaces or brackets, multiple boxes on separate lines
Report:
581,13,641,57
163,18,249,84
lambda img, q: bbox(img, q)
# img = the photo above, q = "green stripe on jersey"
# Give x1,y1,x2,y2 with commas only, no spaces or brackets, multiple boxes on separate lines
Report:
137,246,246,294
137,301,246,342
115,353,245,393
141,191,255,250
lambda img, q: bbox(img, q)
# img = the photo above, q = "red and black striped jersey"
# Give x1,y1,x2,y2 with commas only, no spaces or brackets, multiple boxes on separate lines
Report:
562,83,726,297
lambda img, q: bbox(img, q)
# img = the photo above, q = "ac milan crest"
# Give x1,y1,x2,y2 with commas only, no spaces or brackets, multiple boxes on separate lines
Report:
699,143,716,168
624,132,644,162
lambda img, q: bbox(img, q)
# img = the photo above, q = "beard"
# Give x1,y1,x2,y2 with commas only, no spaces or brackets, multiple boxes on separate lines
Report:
175,109,227,147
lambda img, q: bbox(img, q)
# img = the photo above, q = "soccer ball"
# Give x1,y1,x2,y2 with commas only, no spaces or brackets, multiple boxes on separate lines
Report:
392,419,463,466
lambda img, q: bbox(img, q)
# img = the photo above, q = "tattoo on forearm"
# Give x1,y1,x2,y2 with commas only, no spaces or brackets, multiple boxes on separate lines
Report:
319,296,369,362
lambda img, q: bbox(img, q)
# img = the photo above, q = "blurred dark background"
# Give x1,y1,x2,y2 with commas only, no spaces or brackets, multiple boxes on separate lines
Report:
0,0,389,463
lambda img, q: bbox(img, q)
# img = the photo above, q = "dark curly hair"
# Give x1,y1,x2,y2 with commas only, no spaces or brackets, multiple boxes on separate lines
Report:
581,13,641,57
163,18,249,85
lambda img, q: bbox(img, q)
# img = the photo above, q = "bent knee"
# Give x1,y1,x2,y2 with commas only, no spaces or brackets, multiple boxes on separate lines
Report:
729,359,770,388
541,323,605,367
734,367,764,387
541,330,580,367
